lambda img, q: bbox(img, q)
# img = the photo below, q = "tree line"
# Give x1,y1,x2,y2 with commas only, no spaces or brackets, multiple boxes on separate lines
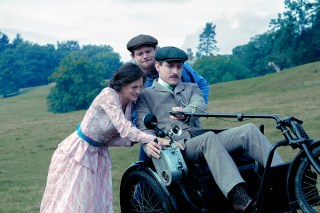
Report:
0,0,319,112
0,36,122,112
194,0,320,84
0,36,122,96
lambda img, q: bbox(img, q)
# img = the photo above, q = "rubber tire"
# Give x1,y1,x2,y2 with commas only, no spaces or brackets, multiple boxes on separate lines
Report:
294,146,320,213
120,169,174,213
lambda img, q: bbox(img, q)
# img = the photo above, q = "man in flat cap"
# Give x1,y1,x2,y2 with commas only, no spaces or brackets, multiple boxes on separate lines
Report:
126,34,209,103
135,46,283,213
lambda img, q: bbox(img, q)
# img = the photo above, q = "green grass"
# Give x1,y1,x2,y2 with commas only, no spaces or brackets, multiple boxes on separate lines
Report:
0,61,320,212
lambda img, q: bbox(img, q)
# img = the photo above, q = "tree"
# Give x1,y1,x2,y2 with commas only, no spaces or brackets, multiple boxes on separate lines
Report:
193,55,252,84
0,31,10,53
56,40,81,63
269,0,320,66
57,40,80,51
47,44,122,112
47,52,106,113
230,0,320,76
11,34,23,48
0,48,20,96
82,45,123,79
196,23,219,58
13,42,59,88
0,33,123,99
233,32,277,76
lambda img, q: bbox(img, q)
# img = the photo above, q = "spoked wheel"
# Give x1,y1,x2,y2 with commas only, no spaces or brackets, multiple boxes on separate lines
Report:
120,169,174,213
294,146,320,213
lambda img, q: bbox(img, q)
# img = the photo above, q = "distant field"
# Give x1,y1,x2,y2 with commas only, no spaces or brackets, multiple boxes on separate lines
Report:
0,61,319,212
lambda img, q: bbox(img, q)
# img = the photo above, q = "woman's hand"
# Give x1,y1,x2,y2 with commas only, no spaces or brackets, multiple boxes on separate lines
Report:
144,139,162,159
144,138,184,158
144,137,171,159
157,138,184,150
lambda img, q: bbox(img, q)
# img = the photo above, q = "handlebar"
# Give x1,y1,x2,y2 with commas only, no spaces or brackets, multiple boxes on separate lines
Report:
169,111,281,122
169,111,306,144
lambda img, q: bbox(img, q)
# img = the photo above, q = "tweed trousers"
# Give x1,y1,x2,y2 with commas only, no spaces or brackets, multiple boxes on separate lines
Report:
182,123,283,197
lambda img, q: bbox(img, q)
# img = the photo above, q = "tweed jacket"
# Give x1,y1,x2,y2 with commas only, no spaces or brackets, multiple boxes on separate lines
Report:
136,79,207,142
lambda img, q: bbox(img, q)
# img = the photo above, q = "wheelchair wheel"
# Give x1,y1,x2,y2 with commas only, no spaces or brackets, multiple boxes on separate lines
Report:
120,169,174,213
294,146,320,213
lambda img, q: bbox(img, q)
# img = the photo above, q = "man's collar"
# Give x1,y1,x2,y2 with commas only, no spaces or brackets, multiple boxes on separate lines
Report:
158,78,175,91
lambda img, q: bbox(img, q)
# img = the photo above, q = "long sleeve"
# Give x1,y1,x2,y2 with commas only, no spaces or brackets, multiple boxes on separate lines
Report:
134,92,157,136
80,88,154,146
182,62,210,104
177,83,207,125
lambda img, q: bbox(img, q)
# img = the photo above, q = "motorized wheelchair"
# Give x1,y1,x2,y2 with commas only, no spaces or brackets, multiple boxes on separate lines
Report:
120,111,320,213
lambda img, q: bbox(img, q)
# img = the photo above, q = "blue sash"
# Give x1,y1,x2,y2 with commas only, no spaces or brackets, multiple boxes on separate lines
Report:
76,125,104,147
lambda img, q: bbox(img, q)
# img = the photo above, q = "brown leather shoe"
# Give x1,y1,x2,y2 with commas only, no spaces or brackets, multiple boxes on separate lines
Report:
228,184,256,213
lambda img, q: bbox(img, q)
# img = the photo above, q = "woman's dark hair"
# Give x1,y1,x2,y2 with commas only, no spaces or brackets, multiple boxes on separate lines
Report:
109,63,146,92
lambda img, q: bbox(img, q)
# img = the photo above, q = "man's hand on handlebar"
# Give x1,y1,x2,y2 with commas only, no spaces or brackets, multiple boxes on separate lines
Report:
170,107,185,120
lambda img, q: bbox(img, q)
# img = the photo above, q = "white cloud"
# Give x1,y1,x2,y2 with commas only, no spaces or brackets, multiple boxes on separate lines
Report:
0,0,285,62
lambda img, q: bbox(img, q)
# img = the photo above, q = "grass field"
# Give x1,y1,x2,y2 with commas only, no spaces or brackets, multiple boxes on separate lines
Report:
0,61,319,212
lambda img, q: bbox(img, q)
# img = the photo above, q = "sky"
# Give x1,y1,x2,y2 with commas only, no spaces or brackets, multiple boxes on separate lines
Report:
0,0,285,62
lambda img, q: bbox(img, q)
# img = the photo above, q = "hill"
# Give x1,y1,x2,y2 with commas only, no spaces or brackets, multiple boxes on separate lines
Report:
0,61,319,212
203,62,320,136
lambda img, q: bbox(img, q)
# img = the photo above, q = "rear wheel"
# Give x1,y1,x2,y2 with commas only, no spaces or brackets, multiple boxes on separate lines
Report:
120,169,174,213
294,146,320,213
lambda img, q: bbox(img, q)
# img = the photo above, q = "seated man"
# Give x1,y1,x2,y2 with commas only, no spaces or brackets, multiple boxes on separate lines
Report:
135,46,284,213
126,34,210,162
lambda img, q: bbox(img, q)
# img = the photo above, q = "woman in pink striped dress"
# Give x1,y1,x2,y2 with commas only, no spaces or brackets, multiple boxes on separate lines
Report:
40,63,168,212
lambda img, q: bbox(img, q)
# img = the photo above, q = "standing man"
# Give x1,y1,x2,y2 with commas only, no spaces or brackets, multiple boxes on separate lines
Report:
127,34,210,161
135,46,283,213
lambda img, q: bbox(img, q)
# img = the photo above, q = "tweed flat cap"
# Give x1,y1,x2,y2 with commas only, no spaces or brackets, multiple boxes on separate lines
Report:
155,46,188,62
127,34,158,52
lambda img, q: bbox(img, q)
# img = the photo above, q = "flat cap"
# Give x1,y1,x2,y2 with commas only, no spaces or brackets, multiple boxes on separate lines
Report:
127,34,158,52
155,46,188,62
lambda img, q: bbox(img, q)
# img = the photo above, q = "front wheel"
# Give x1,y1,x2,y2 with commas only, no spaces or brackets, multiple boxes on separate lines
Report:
294,146,320,213
120,169,175,213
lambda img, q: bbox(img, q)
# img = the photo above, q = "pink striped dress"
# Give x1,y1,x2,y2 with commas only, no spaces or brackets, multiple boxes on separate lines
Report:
40,87,154,212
